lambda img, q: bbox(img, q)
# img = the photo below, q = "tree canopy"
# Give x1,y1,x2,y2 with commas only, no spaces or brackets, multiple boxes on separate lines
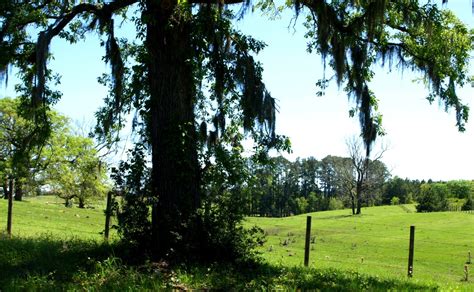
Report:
0,97,108,205
0,0,472,260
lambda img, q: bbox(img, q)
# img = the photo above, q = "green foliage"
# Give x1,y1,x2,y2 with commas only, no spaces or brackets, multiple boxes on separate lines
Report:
46,133,108,208
462,196,474,211
294,197,309,214
390,196,400,205
328,197,344,210
242,154,390,217
416,183,449,212
382,177,421,204
301,1,474,152
0,97,106,204
111,144,152,247
446,180,474,199
0,97,48,198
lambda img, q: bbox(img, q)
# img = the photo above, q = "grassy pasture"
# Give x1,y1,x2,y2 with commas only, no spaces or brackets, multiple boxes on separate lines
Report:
0,196,471,290
247,204,474,289
0,196,114,240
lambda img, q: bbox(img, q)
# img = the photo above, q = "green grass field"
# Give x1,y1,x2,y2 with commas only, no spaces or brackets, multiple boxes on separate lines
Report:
0,196,115,240
246,204,474,289
1,196,472,290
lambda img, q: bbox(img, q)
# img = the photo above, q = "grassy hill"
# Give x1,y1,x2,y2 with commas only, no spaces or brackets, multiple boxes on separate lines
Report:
0,195,114,240
1,197,473,290
246,204,474,288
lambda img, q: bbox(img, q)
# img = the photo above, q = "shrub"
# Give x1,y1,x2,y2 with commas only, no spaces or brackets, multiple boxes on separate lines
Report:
328,197,344,210
390,196,400,205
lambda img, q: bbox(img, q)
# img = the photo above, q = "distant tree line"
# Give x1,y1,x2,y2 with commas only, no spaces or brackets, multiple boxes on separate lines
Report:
241,155,474,217
382,177,474,212
241,155,390,217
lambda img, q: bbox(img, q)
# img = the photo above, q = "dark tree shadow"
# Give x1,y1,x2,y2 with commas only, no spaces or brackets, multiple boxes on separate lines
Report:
0,236,437,291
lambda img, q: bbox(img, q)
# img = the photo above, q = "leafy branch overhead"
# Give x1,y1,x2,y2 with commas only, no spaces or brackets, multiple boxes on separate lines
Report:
1,1,472,153
296,0,473,153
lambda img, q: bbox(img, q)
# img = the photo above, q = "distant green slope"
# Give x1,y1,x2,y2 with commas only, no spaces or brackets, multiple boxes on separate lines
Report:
246,204,474,288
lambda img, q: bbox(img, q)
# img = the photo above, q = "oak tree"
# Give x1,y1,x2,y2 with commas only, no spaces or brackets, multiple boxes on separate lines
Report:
0,0,471,258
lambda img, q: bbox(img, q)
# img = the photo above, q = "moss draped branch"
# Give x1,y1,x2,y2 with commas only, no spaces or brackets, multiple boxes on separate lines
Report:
31,0,137,105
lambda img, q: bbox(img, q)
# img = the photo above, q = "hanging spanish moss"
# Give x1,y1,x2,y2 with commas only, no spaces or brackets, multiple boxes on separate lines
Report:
105,18,124,116
34,31,49,106
302,0,471,156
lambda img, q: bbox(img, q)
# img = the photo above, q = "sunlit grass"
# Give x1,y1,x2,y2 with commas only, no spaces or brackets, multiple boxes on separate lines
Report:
246,204,474,289
0,195,116,240
0,197,470,289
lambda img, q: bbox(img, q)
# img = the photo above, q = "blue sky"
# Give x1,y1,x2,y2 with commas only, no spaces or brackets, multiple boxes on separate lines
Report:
1,1,473,181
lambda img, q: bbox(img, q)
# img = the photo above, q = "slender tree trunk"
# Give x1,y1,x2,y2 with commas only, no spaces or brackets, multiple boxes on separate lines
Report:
146,1,200,258
350,193,356,215
356,182,362,214
78,197,85,208
7,178,14,237
14,183,23,201
356,195,362,214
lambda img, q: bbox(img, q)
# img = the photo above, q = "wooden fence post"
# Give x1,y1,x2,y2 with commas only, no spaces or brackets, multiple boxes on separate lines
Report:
7,178,14,238
407,225,415,277
304,216,312,267
104,191,113,241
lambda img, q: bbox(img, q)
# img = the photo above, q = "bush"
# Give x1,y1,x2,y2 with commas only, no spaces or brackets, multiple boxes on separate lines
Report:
294,197,309,214
328,197,344,210
390,196,400,205
111,145,152,248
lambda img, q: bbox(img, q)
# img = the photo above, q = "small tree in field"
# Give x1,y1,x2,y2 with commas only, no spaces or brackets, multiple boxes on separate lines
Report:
345,137,389,214
390,196,400,205
46,133,108,208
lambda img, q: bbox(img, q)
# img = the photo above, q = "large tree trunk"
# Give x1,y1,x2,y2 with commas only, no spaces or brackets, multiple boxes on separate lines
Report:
146,0,201,258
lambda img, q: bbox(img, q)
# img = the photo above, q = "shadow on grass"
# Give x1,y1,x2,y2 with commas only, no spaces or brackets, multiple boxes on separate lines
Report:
317,214,354,220
0,235,118,289
0,236,438,291
181,262,439,291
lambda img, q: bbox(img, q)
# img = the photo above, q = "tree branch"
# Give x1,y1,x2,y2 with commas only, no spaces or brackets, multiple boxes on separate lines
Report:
33,0,138,104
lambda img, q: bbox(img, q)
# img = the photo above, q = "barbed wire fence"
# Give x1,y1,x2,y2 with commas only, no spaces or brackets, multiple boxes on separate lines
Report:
265,215,474,284
2,198,474,284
